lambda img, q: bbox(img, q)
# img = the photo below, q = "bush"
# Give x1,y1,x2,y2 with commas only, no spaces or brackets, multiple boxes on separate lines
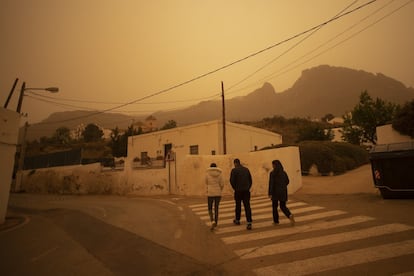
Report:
299,141,369,175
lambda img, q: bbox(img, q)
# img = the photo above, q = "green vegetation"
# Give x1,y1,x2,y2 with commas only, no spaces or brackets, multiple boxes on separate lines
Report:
342,91,400,145
392,99,414,138
298,141,369,175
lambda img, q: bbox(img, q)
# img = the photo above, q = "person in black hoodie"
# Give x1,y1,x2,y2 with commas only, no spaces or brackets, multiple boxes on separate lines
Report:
230,158,253,230
268,160,295,226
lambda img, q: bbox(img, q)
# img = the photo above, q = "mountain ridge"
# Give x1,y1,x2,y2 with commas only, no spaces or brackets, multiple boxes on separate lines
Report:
26,65,414,141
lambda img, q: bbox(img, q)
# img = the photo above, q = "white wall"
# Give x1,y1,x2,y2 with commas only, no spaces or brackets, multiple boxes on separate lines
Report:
377,124,413,145
0,109,20,224
127,120,282,171
18,147,302,197
20,163,131,195
226,122,282,152
175,147,302,197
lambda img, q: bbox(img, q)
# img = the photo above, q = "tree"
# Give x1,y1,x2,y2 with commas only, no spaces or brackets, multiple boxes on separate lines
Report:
109,124,142,157
160,120,177,130
341,91,399,145
82,123,104,142
392,99,414,138
297,124,333,142
53,126,71,145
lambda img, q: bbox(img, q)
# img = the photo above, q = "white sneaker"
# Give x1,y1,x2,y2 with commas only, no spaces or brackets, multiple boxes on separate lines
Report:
210,221,217,230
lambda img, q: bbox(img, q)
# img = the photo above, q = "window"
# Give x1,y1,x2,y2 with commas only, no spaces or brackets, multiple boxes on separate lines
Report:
189,145,199,155
140,152,149,165
211,150,216,155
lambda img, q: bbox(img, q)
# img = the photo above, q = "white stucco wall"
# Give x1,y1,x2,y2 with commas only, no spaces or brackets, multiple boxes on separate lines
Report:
0,109,20,224
225,122,282,152
377,124,413,145
17,121,295,198
127,120,282,171
20,163,130,195
175,146,302,197
19,146,302,197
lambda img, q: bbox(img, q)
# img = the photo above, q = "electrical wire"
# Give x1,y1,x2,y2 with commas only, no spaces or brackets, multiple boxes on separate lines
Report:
260,0,412,84
34,0,378,126
224,0,360,94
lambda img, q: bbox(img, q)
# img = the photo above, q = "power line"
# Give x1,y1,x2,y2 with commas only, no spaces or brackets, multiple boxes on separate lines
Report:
36,0,378,126
260,0,412,84
27,91,218,105
225,0,360,94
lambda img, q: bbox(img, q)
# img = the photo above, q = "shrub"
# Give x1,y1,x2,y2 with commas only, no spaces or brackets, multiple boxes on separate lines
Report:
299,141,369,175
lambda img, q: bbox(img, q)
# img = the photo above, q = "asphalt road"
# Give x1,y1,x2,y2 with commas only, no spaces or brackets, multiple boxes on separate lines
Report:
2,164,414,275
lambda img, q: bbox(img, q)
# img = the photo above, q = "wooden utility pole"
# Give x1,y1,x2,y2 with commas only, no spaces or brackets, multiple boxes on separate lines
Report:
4,78,18,108
221,81,227,154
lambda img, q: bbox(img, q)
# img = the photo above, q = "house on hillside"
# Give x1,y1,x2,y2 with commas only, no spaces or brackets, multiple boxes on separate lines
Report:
127,120,282,167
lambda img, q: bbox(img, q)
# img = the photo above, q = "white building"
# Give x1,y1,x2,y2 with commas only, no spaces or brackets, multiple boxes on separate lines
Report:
376,124,413,145
125,119,300,196
127,120,283,165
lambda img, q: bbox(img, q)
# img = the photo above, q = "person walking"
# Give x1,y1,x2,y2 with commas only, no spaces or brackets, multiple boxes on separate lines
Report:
268,160,295,226
206,163,224,230
230,158,253,230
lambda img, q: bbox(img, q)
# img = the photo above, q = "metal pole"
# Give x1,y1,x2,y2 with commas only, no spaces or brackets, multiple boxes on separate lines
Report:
4,78,19,108
16,121,29,191
221,81,227,154
16,81,26,113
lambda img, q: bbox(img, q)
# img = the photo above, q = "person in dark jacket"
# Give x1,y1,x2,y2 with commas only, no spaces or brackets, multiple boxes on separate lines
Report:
268,160,295,226
230,158,253,230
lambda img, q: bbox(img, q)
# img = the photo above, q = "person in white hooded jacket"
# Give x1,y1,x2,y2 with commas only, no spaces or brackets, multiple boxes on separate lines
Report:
206,163,224,230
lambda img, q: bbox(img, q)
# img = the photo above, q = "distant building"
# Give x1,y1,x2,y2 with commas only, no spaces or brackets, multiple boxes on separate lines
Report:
127,120,282,166
376,124,413,145
328,117,344,125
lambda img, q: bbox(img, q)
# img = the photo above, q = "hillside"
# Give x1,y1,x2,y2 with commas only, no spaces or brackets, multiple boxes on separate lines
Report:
26,65,414,141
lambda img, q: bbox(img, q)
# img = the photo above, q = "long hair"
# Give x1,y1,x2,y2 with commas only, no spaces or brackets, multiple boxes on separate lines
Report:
272,160,284,174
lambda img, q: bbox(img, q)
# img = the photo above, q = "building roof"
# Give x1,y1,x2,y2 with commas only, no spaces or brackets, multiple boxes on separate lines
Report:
131,119,281,138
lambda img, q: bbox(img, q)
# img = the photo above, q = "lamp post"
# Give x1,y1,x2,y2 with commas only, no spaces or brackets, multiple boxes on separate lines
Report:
17,81,59,113
14,81,59,191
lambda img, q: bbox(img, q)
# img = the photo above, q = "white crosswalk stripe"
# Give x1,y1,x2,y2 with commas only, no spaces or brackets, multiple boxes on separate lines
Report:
189,196,414,275
254,240,414,276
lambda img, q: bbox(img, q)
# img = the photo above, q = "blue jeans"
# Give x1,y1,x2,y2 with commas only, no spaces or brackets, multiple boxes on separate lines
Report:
234,190,252,223
207,196,221,223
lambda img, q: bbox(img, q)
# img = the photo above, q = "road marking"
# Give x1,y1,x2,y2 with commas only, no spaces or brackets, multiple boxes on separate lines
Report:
236,223,413,258
253,239,414,276
195,201,306,215
198,202,309,220
222,215,375,244
189,196,274,210
203,205,325,226
214,210,346,234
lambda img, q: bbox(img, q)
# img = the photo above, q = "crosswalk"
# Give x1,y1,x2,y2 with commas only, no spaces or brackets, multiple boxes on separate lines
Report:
189,196,414,275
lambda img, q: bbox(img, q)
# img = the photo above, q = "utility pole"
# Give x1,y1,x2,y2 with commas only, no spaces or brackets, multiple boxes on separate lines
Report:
15,121,29,191
4,78,19,108
221,81,227,155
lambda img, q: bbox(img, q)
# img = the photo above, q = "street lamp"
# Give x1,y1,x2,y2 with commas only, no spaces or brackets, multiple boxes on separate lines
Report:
15,81,59,191
17,81,59,113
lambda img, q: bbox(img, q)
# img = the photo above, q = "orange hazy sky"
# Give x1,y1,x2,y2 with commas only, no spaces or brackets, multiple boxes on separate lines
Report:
1,0,413,124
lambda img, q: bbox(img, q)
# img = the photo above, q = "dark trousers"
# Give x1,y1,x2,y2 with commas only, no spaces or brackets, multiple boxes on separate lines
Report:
272,200,291,223
207,196,221,223
234,190,252,223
